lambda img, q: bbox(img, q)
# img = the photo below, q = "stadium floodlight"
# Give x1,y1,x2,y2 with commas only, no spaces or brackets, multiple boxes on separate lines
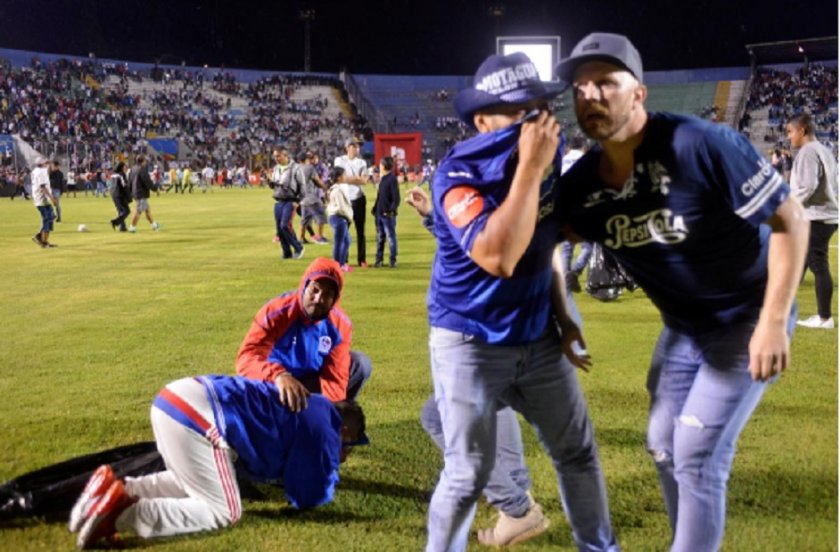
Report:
496,36,560,82
299,8,316,73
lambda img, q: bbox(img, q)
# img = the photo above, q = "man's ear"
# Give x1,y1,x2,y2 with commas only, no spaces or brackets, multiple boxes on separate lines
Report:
634,83,648,106
473,112,490,133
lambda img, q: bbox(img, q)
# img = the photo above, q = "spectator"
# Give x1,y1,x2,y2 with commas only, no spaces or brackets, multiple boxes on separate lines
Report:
30,156,58,248
372,156,399,268
787,112,839,329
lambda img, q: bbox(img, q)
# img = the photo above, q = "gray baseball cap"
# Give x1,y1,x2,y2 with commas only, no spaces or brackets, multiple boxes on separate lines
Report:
556,32,643,86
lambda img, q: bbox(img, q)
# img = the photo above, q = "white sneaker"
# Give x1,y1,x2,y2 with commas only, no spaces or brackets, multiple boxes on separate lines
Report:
477,501,550,547
127,226,137,233
796,315,835,329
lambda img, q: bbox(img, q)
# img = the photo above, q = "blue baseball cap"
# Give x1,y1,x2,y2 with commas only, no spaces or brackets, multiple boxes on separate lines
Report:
454,52,565,127
556,32,644,87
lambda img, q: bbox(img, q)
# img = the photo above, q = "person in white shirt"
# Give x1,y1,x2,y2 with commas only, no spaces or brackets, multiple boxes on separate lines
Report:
333,138,369,267
30,156,58,248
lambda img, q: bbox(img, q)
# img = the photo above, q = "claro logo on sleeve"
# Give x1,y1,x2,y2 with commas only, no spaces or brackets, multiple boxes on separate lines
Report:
444,186,483,228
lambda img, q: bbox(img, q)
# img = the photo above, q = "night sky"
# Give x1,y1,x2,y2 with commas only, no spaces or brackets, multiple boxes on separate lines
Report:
0,0,836,75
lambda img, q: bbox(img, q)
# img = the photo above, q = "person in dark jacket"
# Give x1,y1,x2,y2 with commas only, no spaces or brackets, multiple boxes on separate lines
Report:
48,160,66,222
127,155,161,233
372,156,400,268
109,162,131,232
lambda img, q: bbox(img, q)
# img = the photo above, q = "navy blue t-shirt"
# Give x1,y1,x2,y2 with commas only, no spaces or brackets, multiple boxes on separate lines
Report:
558,112,789,335
428,122,563,345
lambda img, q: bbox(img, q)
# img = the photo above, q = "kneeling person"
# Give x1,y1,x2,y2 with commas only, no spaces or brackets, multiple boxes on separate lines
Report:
70,375,365,549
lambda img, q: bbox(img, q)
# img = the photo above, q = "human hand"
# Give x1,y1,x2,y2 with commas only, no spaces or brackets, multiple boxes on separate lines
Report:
748,319,790,381
274,372,310,412
558,319,592,372
518,111,560,173
405,186,431,216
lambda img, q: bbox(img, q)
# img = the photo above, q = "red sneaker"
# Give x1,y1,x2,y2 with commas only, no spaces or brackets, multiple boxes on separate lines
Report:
76,480,136,549
359,261,369,268
68,464,117,533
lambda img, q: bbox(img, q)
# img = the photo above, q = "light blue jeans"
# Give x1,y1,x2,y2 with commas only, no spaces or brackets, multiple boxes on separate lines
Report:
646,313,795,552
420,398,531,517
426,327,618,552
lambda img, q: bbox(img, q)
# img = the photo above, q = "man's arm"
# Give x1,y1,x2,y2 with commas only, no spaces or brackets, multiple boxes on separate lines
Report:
550,245,591,370
406,186,434,233
468,112,560,278
236,304,311,412
749,196,809,381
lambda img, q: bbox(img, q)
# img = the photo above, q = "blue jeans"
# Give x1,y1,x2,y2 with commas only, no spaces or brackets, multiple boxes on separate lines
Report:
646,314,795,552
329,215,351,265
426,327,618,552
375,214,397,266
561,240,593,275
421,398,531,518
274,201,303,258
37,205,55,233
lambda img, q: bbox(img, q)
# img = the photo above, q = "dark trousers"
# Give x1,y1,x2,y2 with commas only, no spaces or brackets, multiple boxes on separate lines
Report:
111,197,131,231
805,221,837,319
274,201,303,258
298,350,373,401
351,196,367,265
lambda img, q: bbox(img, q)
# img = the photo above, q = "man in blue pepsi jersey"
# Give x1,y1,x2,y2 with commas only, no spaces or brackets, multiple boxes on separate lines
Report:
556,33,809,552
425,52,619,552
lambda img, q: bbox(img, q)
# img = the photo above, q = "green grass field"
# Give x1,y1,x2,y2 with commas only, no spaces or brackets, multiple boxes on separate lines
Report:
0,187,836,551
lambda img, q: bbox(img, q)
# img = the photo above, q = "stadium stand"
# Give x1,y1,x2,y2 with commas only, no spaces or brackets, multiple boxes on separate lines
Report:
0,41,835,193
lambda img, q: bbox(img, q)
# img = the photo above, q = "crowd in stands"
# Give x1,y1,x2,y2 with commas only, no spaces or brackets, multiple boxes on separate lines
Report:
0,56,369,179
740,63,838,154
2,52,836,187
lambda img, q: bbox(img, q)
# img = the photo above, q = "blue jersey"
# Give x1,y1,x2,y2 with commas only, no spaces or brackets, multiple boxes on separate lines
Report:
199,376,341,509
428,122,563,345
558,112,790,335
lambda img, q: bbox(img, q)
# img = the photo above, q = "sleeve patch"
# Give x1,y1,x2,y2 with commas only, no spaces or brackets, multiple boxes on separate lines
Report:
443,185,484,228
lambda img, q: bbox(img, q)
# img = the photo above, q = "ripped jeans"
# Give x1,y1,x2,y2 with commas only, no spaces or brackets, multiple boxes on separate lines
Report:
646,314,794,552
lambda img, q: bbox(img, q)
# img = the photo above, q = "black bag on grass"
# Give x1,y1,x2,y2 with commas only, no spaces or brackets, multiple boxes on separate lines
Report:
0,442,163,522
0,441,267,522
585,244,639,302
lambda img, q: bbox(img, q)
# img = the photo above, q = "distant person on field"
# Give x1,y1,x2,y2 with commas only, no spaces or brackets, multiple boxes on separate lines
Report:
31,156,58,248
69,375,365,549
269,146,305,260
49,160,66,223
128,155,161,233
109,162,131,232
326,166,355,272
559,134,592,292
333,138,369,267
786,112,839,329
372,156,399,268
298,150,330,245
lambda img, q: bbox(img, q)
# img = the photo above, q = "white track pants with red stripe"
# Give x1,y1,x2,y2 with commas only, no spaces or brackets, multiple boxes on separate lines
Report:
115,378,242,538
